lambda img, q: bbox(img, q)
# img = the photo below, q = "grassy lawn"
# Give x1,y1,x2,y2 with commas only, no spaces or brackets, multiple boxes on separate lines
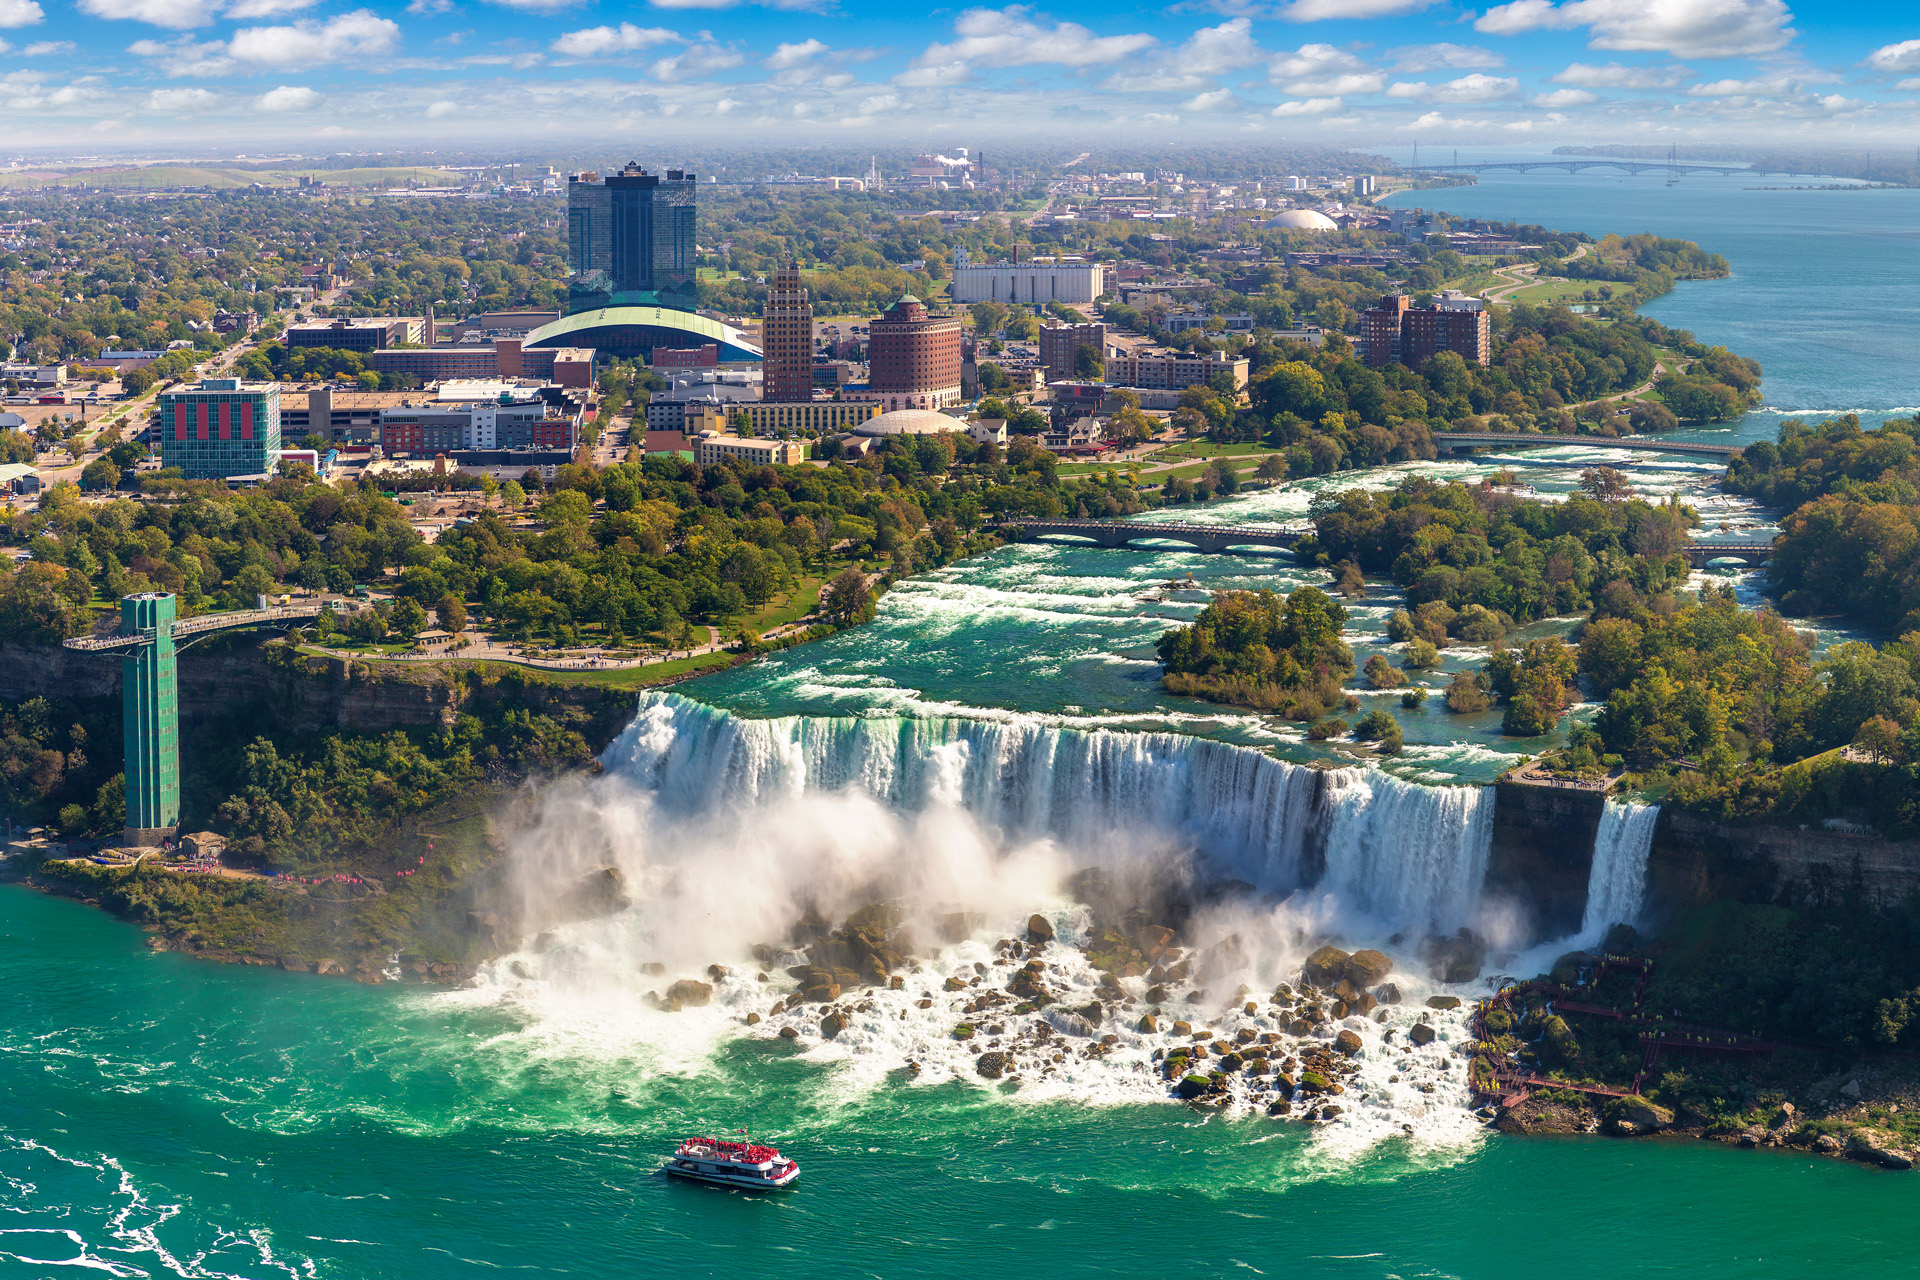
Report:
521,652,743,689
1155,441,1275,460
1504,276,1615,306
745,577,825,632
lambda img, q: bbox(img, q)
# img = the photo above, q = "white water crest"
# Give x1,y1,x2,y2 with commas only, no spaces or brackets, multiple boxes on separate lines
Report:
1579,800,1661,945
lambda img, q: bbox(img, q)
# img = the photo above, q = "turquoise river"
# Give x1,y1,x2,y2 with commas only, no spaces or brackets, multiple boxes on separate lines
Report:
5,160,1920,1277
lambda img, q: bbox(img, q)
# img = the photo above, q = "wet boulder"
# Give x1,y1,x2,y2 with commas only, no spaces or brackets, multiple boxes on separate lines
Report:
1419,930,1487,984
560,867,632,921
1426,995,1462,1010
1604,1096,1673,1136
1137,1013,1159,1033
1303,945,1351,988
1334,1030,1363,1057
667,980,713,1008
1027,914,1055,944
1374,982,1402,1005
1846,1130,1914,1170
975,1051,1007,1080
1344,950,1394,987
1408,1023,1437,1047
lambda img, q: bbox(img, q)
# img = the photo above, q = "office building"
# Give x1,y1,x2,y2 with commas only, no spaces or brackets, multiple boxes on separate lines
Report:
285,317,424,352
157,378,282,479
1037,319,1108,381
680,400,879,438
865,295,963,411
366,339,595,387
1101,348,1250,394
761,263,815,404
567,162,698,315
652,344,719,370
379,383,578,456
949,249,1105,305
694,434,806,467
1360,293,1489,369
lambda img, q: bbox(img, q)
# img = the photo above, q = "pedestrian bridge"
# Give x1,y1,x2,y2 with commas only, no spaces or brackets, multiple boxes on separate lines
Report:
1684,542,1774,567
1005,519,1307,554
1433,432,1737,459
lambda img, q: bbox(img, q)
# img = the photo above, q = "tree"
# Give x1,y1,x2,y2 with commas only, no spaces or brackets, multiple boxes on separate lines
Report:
822,567,872,626
1579,466,1634,503
435,593,467,636
1255,454,1287,482
390,597,428,643
500,480,526,508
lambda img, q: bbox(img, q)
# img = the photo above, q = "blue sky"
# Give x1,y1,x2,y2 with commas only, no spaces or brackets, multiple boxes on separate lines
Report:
1,0,1918,148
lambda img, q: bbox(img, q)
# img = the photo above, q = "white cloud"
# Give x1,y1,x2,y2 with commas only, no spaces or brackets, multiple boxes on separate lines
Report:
1432,72,1521,101
406,0,452,12
426,99,458,116
1390,42,1502,71
228,11,400,65
483,0,579,10
893,60,969,86
1269,44,1385,95
254,83,318,110
1271,96,1343,114
1104,18,1262,92
552,23,680,57
765,37,826,69
1865,39,1920,73
128,34,234,74
1384,74,1517,102
145,86,218,111
649,41,742,80
1,73,107,110
1531,87,1596,105
1474,0,1793,60
1686,74,1789,95
913,8,1156,72
1901,77,1920,91
856,90,900,114
225,0,317,17
1282,0,1437,18
0,0,43,28
1183,88,1235,110
79,0,215,28
23,39,73,53
650,0,832,9
1551,60,1691,87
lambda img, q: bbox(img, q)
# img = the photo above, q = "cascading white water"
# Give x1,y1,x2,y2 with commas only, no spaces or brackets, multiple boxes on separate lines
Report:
603,692,1495,935
1580,800,1661,944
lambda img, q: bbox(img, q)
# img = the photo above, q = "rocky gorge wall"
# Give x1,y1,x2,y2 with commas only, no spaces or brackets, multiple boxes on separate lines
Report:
1484,780,1920,936
1645,809,1920,916
1483,782,1606,941
0,640,637,749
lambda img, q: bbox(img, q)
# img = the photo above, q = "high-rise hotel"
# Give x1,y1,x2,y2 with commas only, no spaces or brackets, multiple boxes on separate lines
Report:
566,163,699,315
760,262,815,404
156,378,283,479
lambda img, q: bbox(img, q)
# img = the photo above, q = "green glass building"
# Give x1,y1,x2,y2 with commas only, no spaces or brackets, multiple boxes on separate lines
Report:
120,593,180,845
566,164,699,315
157,378,282,479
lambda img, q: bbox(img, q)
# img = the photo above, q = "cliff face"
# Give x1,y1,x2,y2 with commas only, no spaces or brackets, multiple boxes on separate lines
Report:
1646,809,1920,915
1484,782,1605,942
2,640,636,749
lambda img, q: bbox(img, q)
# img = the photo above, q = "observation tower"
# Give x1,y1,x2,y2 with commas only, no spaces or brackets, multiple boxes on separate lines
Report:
62,593,330,846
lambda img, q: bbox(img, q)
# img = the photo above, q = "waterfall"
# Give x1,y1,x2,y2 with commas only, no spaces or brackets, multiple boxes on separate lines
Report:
1580,800,1661,944
601,692,1496,937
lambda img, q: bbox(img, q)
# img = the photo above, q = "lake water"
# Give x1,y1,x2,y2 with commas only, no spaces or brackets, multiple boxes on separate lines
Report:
6,167,1917,1278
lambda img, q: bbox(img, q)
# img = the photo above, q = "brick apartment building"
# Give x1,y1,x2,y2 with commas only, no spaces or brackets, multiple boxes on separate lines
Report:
1359,293,1490,370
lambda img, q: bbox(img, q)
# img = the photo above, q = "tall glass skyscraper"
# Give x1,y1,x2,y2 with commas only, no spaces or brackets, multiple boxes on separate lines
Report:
567,163,698,315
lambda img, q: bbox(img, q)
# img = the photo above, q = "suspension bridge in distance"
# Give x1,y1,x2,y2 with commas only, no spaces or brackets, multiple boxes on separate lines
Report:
62,594,332,847
1412,160,1812,179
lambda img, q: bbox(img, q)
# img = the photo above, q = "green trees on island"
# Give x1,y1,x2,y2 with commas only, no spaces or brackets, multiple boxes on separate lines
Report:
1155,586,1352,718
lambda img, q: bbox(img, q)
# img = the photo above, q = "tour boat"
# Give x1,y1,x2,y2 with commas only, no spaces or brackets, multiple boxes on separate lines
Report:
664,1136,801,1190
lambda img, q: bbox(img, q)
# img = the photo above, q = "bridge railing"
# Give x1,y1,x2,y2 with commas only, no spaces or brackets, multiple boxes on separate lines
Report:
62,602,333,652
62,632,153,653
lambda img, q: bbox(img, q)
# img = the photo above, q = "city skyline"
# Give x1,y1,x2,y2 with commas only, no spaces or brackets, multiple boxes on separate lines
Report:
0,0,1915,145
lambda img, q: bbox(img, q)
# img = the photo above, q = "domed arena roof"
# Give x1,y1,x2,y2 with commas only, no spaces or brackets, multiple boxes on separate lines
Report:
852,408,963,437
1267,209,1338,231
